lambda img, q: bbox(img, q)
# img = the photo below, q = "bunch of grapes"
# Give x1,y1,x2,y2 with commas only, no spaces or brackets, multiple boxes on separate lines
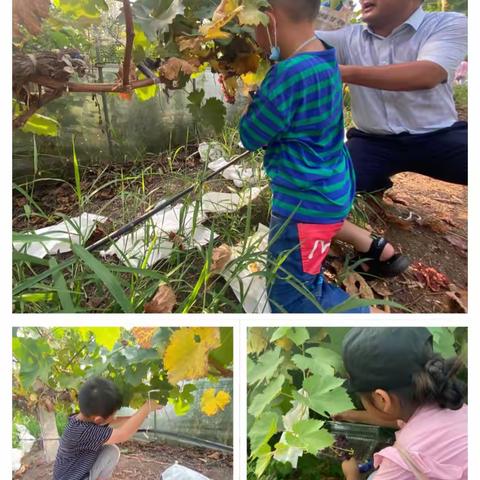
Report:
218,74,236,104
325,434,355,461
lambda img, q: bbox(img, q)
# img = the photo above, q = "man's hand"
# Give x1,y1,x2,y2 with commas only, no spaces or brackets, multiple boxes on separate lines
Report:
342,458,361,480
339,61,448,91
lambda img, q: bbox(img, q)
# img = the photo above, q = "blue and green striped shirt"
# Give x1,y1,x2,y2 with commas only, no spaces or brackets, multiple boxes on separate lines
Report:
239,48,355,224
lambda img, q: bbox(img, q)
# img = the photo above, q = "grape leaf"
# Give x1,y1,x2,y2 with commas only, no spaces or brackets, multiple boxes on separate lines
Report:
291,347,342,377
163,327,221,385
209,327,234,367
247,327,269,354
296,375,354,417
248,347,283,385
201,388,231,416
53,0,108,22
131,327,158,349
202,98,227,133
271,327,309,346
285,419,334,455
199,0,244,40
168,383,197,415
237,0,269,26
124,363,150,386
254,444,274,478
13,0,50,38
249,411,279,457
430,327,457,358
248,375,285,418
78,327,122,351
21,113,60,137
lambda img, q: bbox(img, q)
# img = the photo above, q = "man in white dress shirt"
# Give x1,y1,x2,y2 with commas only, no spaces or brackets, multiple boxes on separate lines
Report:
317,0,467,278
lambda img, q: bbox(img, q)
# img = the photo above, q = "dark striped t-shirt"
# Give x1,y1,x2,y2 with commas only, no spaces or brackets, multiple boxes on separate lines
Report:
53,415,113,480
239,48,355,224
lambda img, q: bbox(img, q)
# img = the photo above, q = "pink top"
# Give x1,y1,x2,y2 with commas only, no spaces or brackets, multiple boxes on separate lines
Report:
373,404,468,480
455,61,468,79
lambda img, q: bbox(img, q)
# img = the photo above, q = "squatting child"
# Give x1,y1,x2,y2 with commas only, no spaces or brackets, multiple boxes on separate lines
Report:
239,0,371,313
53,377,160,480
338,328,467,480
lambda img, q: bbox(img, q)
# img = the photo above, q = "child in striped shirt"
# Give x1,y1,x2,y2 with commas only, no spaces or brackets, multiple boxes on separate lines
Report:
53,377,160,480
240,0,370,313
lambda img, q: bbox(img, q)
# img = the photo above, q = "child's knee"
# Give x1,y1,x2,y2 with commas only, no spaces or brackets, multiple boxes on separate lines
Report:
104,444,120,465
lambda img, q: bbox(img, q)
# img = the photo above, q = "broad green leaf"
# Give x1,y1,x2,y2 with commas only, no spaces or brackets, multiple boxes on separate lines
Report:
297,375,354,417
273,437,303,468
209,327,234,367
237,0,269,26
247,327,269,354
202,97,227,133
248,347,283,385
168,383,197,416
430,327,457,358
249,411,279,457
254,444,273,478
21,113,59,137
248,375,285,418
285,419,334,455
78,327,122,351
53,0,108,22
71,244,134,313
292,347,342,376
271,327,310,346
125,363,150,386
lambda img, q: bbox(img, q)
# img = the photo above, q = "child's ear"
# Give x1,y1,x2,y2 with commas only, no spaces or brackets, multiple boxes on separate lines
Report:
93,416,105,425
372,389,392,413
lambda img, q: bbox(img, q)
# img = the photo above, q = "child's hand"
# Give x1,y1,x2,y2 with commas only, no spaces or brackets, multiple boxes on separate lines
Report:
146,400,161,413
342,458,361,480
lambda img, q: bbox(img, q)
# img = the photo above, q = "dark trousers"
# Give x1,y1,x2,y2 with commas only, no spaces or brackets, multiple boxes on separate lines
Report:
347,121,468,192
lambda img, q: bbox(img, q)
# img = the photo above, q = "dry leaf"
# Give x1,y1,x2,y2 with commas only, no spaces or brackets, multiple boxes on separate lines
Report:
370,280,393,298
446,286,468,313
176,35,204,52
247,328,268,354
144,284,177,313
410,262,450,292
422,216,449,234
159,57,197,81
163,328,221,384
211,244,233,272
343,273,375,299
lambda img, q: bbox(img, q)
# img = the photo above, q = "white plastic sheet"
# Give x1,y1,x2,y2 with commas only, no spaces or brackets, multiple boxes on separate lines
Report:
201,187,262,214
12,424,36,472
13,213,107,259
219,224,271,314
161,464,210,480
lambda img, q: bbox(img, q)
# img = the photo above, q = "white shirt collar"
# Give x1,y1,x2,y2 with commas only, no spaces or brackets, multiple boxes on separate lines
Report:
363,6,426,38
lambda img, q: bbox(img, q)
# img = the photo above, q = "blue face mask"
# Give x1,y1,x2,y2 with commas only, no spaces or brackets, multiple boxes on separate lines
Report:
266,15,281,62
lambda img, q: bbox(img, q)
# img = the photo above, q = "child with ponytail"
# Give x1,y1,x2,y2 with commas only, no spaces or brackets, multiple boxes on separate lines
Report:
337,328,467,480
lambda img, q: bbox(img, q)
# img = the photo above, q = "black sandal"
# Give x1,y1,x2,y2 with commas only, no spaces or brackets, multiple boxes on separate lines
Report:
352,237,411,278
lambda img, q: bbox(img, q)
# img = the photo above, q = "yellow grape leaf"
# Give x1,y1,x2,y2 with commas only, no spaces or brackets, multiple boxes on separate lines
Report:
213,0,240,21
240,58,270,95
247,328,268,354
199,4,244,40
131,327,157,349
191,62,209,79
238,0,269,26
134,27,151,50
201,388,231,416
163,328,221,385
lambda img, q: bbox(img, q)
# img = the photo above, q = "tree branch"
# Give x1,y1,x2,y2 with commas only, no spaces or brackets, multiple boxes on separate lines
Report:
13,89,63,129
122,0,135,88
209,358,233,378
30,75,157,93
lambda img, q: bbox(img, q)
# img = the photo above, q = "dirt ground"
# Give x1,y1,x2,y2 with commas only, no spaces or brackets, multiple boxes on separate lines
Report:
14,441,233,480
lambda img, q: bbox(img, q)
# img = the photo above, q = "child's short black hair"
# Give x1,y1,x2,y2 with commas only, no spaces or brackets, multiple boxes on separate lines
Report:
78,377,123,418
270,0,321,22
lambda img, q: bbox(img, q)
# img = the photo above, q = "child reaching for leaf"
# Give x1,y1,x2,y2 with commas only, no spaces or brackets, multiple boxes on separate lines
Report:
337,328,467,480
53,377,161,480
239,0,370,313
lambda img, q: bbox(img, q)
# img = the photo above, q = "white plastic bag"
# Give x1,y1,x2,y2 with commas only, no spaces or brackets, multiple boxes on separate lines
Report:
317,0,355,30
161,464,210,480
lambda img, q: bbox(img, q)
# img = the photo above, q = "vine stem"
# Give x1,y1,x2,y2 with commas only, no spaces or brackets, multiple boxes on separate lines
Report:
122,0,135,88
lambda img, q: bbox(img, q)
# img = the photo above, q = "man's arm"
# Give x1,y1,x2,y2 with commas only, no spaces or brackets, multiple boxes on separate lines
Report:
340,14,467,91
339,61,447,91
105,401,160,444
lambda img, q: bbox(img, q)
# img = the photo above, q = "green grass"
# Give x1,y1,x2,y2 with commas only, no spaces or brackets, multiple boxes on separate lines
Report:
12,126,404,314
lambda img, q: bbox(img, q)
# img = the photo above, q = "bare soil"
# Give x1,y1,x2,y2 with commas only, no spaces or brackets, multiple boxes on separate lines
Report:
14,441,233,480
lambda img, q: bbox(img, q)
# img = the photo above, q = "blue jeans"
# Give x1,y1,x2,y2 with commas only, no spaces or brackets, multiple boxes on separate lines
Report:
267,215,370,314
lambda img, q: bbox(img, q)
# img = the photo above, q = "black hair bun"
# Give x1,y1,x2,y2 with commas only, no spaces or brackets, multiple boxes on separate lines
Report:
424,356,466,410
